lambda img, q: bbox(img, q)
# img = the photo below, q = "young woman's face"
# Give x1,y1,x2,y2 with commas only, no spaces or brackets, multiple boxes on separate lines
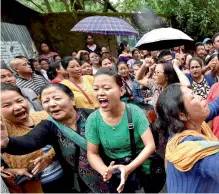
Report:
87,35,94,45
133,65,140,77
94,74,123,111
66,60,82,78
181,86,209,122
118,63,130,78
101,59,112,68
54,56,62,62
125,44,130,52
41,87,75,121
89,53,100,65
40,60,49,70
41,43,50,53
81,62,92,75
133,50,141,60
1,90,30,124
0,69,16,85
154,64,168,86
189,60,202,79
33,61,41,71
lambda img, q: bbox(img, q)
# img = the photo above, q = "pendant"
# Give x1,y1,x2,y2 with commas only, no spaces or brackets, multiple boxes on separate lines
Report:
112,126,116,130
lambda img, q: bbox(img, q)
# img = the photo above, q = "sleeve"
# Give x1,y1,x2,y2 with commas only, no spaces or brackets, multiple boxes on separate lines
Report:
207,83,217,103
205,97,219,123
86,75,94,85
132,105,150,136
3,121,58,155
195,152,219,183
85,112,101,144
132,83,144,104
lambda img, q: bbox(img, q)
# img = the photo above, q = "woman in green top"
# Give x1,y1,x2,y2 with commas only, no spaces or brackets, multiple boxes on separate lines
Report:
85,67,155,193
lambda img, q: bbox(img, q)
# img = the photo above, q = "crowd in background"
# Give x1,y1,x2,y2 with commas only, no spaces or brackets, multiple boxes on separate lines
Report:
0,32,219,193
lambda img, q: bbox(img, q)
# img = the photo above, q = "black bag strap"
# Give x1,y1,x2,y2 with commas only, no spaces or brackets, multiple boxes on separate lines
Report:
74,118,81,173
126,104,136,159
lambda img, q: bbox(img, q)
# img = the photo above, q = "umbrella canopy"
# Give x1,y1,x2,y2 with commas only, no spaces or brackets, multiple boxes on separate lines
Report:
71,16,138,36
135,27,194,51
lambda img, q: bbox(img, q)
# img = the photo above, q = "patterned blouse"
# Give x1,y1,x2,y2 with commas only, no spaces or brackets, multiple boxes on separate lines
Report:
192,78,210,99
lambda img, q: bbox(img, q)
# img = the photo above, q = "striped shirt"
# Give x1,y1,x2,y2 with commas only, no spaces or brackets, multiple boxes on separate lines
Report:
16,73,48,95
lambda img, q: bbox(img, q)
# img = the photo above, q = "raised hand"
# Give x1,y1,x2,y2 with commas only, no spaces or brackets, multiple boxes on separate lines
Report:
143,58,154,68
172,58,181,67
0,121,9,148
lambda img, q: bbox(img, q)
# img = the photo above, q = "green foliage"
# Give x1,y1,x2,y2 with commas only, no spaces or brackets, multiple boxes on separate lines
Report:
147,0,219,39
21,0,67,13
113,0,148,13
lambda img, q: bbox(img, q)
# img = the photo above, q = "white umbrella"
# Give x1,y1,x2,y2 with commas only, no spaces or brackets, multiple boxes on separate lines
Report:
135,27,194,51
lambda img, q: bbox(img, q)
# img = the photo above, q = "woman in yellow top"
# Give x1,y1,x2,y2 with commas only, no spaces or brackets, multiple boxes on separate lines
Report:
61,56,99,109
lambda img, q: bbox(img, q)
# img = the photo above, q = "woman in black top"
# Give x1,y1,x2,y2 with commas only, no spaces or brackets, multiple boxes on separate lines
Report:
1,83,109,193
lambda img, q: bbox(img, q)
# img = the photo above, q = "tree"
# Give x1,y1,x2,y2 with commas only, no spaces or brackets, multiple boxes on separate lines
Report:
20,0,117,13
147,0,219,39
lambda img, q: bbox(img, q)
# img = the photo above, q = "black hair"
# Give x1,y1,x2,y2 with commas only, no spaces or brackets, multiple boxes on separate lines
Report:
188,57,203,68
133,60,143,66
95,67,123,87
158,50,172,61
154,83,187,146
40,42,49,48
28,59,38,71
132,48,140,56
89,52,100,58
39,58,49,64
118,41,128,55
156,61,180,85
100,56,111,66
14,55,28,59
0,64,13,73
117,61,129,69
86,34,93,40
1,83,23,97
205,51,219,65
81,60,91,65
53,54,61,61
195,42,204,49
39,83,74,100
212,32,219,43
61,56,82,70
48,61,62,79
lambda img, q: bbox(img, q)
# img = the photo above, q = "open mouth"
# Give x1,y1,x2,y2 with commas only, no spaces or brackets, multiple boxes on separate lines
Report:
51,110,61,115
98,99,109,108
15,111,27,119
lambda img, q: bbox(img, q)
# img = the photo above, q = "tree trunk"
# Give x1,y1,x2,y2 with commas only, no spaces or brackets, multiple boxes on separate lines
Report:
63,0,70,12
44,0,52,12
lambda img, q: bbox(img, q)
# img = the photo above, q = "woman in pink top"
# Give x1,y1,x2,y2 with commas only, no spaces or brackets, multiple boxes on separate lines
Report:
207,82,219,138
39,42,59,64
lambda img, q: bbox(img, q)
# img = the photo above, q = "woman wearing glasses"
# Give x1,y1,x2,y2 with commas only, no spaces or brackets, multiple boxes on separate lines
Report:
136,59,190,107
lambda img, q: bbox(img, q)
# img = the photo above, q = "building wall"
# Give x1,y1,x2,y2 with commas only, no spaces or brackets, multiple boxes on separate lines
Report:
29,13,118,57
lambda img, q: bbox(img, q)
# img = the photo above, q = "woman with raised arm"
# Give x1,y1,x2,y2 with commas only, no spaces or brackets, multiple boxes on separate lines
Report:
154,84,219,193
0,83,109,193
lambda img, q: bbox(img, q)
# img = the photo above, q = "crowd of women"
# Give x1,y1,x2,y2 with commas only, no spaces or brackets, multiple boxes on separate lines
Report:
0,32,219,193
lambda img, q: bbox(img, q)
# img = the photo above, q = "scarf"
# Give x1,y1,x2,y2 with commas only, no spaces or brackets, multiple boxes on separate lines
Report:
47,116,87,151
165,122,219,172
